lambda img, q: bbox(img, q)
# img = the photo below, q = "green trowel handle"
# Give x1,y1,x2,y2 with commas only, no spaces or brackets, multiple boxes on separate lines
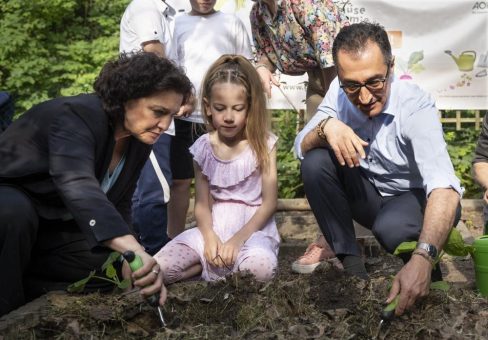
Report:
122,250,144,272
381,296,399,321
122,251,160,306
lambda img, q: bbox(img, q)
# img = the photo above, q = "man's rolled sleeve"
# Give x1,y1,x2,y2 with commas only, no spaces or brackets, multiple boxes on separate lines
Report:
293,78,340,159
404,102,463,197
294,112,328,159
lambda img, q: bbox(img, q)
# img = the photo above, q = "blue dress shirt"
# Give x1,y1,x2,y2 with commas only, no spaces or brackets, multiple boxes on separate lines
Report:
294,76,462,197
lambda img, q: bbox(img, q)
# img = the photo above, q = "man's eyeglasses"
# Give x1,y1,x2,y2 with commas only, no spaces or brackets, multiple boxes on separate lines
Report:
339,65,391,95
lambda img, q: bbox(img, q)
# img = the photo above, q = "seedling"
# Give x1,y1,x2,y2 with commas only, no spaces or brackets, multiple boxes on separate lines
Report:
67,252,130,293
388,228,474,295
393,228,475,264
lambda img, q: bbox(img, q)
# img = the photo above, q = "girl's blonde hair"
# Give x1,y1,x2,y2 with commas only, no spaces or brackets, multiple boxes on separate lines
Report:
201,54,271,172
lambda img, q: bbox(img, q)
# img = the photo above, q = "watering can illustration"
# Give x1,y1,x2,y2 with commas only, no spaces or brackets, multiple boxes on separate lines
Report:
445,50,477,71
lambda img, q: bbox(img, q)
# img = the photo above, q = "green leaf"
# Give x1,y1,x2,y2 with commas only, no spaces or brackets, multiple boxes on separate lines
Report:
67,270,96,293
102,251,121,271
407,51,424,67
393,241,418,255
430,280,450,291
409,63,425,74
118,279,131,290
443,228,471,257
105,263,117,279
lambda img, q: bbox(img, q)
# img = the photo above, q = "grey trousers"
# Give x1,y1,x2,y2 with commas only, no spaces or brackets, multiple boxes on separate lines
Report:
301,148,461,256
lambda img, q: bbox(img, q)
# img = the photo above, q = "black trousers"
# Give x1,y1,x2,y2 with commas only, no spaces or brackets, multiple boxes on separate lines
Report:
301,148,461,256
0,186,116,317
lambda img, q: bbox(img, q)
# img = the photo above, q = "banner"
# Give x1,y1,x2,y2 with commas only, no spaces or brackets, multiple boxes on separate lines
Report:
176,0,488,110
342,0,488,110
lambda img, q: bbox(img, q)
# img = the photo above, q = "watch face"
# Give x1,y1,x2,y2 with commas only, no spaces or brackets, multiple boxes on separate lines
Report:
427,245,437,258
418,242,438,259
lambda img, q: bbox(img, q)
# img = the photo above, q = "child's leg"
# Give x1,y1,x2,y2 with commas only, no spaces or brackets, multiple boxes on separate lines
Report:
154,242,202,284
235,236,278,282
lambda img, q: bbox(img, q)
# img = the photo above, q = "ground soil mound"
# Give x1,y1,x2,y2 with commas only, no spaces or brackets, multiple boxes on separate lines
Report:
1,244,487,340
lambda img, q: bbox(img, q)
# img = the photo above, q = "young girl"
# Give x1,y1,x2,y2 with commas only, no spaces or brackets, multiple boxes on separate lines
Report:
154,55,279,282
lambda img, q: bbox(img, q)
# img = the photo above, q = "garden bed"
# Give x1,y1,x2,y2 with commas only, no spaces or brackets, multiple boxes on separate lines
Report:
0,202,486,339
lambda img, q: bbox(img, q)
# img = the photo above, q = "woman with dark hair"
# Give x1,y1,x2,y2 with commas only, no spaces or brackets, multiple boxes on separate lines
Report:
0,52,193,317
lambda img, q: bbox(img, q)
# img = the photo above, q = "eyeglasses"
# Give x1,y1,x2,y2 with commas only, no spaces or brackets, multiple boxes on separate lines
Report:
339,65,391,95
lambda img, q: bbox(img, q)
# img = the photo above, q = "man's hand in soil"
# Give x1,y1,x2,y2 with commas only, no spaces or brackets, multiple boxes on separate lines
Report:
387,255,431,315
322,118,368,168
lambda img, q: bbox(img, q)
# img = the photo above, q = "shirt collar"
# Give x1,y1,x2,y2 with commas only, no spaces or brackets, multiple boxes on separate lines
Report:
380,76,400,117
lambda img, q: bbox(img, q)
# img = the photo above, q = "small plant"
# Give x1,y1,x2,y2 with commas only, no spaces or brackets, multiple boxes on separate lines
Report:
394,228,475,262
392,228,475,291
67,251,131,293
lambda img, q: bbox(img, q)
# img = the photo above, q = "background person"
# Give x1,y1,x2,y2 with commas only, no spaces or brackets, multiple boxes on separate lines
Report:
167,0,253,240
120,0,179,255
250,0,349,273
295,22,462,316
0,52,192,317
154,55,279,283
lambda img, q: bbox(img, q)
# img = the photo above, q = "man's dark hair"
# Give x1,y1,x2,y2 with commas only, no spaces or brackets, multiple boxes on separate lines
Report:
332,22,392,66
94,52,193,123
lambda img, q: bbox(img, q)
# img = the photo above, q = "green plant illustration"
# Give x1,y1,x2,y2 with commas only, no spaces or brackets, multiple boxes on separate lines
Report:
397,51,425,80
67,251,130,293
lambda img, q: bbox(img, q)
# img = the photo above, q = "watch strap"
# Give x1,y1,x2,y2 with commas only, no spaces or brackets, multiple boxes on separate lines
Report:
412,250,435,268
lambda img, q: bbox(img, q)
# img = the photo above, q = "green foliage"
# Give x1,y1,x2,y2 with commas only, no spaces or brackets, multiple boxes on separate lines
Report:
272,110,304,198
392,241,418,256
0,0,130,116
67,251,130,293
443,124,481,198
443,227,475,257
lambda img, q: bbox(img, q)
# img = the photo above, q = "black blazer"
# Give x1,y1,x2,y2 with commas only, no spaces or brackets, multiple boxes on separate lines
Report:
0,94,151,249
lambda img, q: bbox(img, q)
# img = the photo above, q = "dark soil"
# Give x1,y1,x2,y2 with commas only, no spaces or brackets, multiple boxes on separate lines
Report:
1,240,487,340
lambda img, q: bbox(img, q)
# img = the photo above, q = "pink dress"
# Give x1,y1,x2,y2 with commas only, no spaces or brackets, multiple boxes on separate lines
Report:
168,133,280,281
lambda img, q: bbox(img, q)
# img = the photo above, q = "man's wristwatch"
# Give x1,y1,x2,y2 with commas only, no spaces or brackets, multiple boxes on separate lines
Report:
416,242,438,261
